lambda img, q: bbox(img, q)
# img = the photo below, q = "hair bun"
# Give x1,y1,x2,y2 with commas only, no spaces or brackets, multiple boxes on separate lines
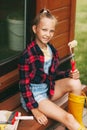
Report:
40,8,50,14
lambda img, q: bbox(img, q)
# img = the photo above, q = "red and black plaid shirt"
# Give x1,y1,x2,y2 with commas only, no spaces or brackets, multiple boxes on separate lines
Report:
18,41,69,111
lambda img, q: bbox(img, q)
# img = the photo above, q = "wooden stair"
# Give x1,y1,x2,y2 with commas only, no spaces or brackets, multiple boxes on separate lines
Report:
0,85,87,130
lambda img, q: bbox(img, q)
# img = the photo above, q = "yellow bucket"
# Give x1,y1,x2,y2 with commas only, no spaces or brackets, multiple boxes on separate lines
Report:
0,124,7,130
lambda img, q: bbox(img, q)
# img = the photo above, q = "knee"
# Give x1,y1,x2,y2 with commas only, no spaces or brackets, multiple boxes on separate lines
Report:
64,113,76,128
69,79,82,93
66,113,74,121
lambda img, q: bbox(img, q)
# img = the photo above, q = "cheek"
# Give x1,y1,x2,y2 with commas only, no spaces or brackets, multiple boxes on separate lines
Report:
51,32,55,38
36,28,42,34
36,30,42,39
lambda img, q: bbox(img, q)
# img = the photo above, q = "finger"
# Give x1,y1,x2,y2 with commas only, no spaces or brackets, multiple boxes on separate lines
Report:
38,119,42,125
69,73,80,79
41,117,48,125
38,119,46,126
72,74,80,79
70,70,79,74
70,71,80,76
38,116,48,126
70,69,77,73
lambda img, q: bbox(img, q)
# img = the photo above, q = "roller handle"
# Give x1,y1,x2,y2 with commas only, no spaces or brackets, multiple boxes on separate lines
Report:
11,111,19,125
15,116,34,120
71,60,76,72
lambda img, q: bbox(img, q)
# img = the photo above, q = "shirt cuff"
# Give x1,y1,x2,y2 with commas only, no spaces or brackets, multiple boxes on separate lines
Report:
27,102,38,110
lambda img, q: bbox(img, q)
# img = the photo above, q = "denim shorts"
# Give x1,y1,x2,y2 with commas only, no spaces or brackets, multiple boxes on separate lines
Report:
20,83,48,112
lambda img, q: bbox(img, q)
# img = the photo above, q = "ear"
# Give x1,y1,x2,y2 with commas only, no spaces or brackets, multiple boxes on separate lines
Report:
32,25,37,34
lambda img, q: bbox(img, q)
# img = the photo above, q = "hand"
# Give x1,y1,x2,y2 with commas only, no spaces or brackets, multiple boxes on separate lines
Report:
31,108,48,126
69,69,80,79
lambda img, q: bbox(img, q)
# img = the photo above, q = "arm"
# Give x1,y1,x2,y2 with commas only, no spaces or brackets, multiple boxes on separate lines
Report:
18,56,48,125
50,44,70,79
56,68,70,79
53,51,70,79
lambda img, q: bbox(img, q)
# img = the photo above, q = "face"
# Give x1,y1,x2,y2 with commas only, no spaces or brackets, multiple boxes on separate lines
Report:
32,17,56,47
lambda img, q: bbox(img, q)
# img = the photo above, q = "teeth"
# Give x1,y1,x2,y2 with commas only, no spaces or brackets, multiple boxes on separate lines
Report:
68,40,78,48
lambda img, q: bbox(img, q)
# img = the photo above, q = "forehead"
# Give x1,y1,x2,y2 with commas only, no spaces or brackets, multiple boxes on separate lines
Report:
39,17,56,27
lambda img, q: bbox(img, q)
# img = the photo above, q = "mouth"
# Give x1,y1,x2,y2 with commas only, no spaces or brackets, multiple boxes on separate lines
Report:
43,37,50,42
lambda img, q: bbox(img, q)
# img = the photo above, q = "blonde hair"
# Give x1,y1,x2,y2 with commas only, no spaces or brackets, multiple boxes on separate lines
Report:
33,9,57,26
31,8,58,41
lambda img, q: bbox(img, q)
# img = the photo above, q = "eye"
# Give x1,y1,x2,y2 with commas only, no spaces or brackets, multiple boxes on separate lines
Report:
50,30,55,33
42,29,47,31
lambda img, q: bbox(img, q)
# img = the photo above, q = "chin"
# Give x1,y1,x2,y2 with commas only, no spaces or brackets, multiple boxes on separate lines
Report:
42,40,49,44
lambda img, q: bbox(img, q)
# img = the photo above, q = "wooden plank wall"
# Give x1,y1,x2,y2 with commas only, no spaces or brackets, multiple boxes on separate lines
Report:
0,0,76,107
36,0,76,59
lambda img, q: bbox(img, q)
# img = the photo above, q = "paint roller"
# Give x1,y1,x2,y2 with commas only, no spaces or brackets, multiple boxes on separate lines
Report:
68,40,78,72
0,111,33,125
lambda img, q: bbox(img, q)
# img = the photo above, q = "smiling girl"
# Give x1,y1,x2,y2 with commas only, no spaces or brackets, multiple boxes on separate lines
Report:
18,9,87,130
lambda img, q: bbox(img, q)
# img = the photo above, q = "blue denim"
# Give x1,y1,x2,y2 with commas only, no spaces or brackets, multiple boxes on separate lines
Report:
20,83,49,112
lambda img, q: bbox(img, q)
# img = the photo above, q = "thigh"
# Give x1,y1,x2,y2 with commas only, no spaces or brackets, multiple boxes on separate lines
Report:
51,78,74,101
51,77,82,101
51,78,81,101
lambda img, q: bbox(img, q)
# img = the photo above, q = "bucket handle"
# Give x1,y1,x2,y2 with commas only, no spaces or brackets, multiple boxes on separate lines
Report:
8,29,24,37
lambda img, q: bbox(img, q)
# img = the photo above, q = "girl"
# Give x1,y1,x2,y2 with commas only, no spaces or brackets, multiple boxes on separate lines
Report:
18,9,86,130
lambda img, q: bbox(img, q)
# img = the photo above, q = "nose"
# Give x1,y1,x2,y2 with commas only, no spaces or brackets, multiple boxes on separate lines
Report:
46,31,51,37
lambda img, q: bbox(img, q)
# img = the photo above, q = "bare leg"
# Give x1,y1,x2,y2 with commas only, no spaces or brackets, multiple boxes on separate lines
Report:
38,99,80,130
38,78,83,129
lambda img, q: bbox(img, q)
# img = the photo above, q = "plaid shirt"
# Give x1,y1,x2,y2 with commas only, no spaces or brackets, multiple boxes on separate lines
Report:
18,41,69,111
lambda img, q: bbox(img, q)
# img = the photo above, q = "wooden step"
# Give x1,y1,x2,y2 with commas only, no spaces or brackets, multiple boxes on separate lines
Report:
0,86,87,130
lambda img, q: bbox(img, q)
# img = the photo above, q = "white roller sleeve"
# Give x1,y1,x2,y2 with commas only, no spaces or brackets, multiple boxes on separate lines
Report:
68,40,78,48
